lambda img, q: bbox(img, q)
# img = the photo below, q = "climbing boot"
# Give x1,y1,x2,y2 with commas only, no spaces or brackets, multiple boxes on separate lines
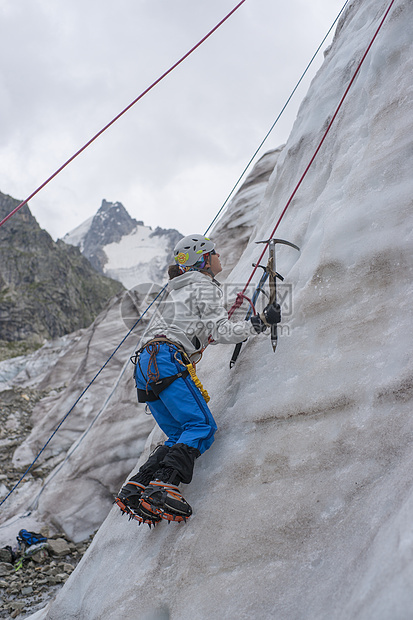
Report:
115,481,145,513
115,444,171,525
140,481,192,522
115,481,161,526
138,443,199,522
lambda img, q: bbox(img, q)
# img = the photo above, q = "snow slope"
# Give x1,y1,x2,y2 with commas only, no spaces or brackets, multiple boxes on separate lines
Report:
61,216,93,251
23,0,413,617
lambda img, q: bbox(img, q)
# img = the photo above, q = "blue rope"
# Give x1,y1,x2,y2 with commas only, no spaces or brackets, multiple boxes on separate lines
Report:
0,285,167,510
204,0,350,236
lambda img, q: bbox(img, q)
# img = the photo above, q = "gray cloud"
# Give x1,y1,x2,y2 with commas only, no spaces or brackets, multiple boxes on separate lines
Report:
0,0,345,239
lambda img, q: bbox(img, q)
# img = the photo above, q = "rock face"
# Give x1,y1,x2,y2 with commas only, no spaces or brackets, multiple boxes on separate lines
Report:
62,200,183,288
0,193,123,345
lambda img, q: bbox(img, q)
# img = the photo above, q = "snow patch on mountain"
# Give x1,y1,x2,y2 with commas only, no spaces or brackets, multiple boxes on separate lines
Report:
62,200,182,288
61,216,93,252
103,225,177,289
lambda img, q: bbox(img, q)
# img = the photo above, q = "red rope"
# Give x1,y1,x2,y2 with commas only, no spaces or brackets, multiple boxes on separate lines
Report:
228,0,396,317
0,1,247,230
232,292,256,316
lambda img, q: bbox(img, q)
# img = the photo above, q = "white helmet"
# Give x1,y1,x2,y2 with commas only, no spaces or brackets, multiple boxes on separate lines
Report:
173,234,215,267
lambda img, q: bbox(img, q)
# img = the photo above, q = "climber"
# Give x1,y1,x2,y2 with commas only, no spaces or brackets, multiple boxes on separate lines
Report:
115,234,281,525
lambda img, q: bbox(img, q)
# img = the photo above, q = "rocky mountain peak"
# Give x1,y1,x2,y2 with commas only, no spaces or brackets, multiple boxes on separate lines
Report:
78,200,138,273
84,199,137,247
63,203,183,289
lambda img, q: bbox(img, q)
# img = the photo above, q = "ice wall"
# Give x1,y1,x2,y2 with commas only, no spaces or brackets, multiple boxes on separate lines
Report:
28,0,413,618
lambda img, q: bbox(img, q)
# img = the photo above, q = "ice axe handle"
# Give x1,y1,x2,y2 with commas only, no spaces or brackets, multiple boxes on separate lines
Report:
230,342,242,368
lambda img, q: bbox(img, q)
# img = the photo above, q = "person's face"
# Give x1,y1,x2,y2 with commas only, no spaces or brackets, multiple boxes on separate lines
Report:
209,251,222,275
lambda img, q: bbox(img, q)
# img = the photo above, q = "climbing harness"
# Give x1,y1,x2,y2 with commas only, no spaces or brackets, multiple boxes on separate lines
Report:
132,336,209,403
133,339,189,402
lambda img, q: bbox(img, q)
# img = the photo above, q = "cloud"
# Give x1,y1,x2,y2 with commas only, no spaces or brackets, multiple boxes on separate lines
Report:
0,0,346,239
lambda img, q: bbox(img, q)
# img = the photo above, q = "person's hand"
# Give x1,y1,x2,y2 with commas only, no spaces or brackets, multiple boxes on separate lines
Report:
262,302,281,325
250,302,281,333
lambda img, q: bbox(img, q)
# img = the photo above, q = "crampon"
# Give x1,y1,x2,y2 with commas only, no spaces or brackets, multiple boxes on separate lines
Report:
140,481,192,523
114,496,161,528
114,481,161,528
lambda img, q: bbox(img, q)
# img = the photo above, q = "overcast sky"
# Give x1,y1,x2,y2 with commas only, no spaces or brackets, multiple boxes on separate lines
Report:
0,0,346,240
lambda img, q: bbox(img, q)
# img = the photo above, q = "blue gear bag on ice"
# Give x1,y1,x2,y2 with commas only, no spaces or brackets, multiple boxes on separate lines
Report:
17,529,48,549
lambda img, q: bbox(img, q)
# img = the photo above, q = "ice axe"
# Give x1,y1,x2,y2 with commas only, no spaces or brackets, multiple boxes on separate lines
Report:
229,263,270,368
255,238,300,351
